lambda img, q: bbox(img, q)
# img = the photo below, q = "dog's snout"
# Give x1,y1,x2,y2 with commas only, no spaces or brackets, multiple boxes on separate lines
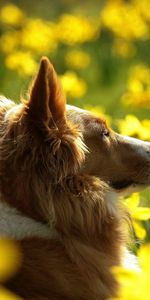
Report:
118,134,150,158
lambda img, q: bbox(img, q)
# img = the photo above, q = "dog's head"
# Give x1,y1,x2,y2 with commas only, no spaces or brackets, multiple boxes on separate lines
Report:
67,105,150,195
0,57,150,221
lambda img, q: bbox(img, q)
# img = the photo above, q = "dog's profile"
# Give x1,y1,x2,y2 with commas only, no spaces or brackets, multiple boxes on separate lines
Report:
0,57,150,300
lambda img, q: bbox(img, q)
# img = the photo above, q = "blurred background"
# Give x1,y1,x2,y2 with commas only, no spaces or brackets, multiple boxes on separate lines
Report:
0,1,150,296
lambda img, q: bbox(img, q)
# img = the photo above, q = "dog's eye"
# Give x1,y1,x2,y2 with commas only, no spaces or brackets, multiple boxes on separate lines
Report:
102,129,110,138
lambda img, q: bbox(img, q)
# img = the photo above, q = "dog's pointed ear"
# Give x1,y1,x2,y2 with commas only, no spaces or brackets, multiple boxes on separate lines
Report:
27,57,66,126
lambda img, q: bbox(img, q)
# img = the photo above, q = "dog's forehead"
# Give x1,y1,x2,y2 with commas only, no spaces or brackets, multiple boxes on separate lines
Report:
66,105,106,133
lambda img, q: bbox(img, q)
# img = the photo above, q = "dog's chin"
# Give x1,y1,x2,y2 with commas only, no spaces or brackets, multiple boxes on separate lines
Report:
109,180,149,197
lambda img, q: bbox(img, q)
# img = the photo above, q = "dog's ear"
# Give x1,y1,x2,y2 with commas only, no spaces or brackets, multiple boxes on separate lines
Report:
27,56,66,126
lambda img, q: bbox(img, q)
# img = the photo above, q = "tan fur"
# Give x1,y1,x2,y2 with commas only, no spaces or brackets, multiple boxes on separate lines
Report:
0,57,150,300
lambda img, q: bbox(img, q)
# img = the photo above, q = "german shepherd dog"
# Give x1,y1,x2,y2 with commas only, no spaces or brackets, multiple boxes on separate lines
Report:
0,57,150,300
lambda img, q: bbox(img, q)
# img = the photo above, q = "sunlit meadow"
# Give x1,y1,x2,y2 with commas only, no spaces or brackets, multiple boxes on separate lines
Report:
0,0,150,299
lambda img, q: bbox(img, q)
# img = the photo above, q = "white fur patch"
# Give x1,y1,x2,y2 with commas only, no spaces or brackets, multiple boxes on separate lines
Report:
0,201,55,240
4,103,23,121
122,249,140,271
0,96,14,108
105,190,118,216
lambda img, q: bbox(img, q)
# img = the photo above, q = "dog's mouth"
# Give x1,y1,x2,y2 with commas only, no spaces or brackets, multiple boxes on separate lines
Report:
109,180,135,190
109,179,149,192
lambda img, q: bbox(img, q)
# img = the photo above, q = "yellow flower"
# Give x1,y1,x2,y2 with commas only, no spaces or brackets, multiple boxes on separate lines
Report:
5,51,37,76
132,221,146,239
123,92,150,107
101,1,149,40
129,64,150,83
56,14,99,45
124,193,150,239
60,72,87,98
110,244,150,300
0,4,25,26
0,32,20,54
66,50,90,69
0,238,21,282
117,115,150,140
134,0,150,21
138,244,150,271
125,192,150,221
122,64,150,107
21,19,57,54
0,287,22,300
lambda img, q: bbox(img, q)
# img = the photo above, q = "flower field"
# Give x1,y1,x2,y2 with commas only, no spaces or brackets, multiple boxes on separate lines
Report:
0,0,150,299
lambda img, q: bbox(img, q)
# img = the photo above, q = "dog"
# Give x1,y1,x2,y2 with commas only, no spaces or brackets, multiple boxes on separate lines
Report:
0,57,150,300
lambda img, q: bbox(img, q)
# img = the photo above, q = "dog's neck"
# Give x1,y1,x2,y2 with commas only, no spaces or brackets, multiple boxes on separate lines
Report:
0,189,119,241
0,199,56,240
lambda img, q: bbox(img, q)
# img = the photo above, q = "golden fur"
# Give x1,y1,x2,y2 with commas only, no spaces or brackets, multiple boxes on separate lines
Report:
0,57,150,300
